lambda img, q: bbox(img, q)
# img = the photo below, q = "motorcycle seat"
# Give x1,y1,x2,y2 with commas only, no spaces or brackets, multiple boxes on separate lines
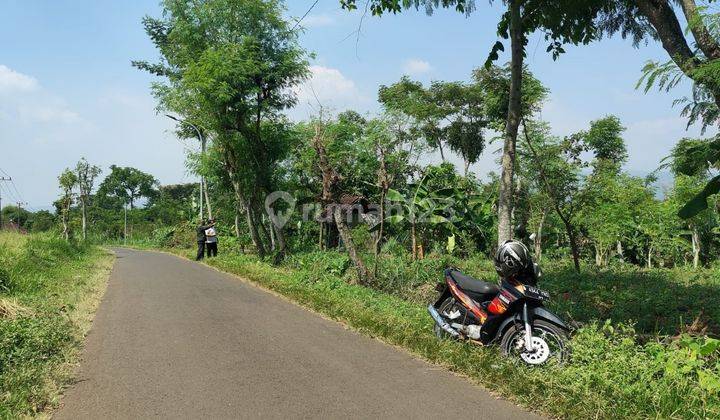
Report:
447,269,499,295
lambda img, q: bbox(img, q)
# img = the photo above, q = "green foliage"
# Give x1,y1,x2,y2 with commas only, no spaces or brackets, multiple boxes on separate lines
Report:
96,165,158,209
473,64,548,130
379,76,488,167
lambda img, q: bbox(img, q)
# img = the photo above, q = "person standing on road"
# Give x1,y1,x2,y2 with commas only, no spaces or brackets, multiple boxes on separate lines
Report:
195,219,214,261
205,219,218,258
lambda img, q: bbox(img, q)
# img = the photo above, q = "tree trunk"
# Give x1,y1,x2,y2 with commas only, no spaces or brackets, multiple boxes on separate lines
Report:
636,0,720,108
567,226,581,272
268,215,276,251
62,207,69,241
595,245,602,267
691,226,701,268
273,224,287,256
234,213,240,238
521,122,579,272
333,205,371,285
204,182,213,219
80,198,87,240
319,221,325,250
256,209,273,252
231,179,265,257
312,120,374,284
497,0,524,245
438,141,446,162
411,221,417,260
616,240,624,262
534,209,545,261
647,243,653,269
374,188,387,277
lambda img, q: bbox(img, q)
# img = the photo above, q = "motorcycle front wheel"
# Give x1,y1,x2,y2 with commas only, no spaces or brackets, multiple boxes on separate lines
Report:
500,320,567,366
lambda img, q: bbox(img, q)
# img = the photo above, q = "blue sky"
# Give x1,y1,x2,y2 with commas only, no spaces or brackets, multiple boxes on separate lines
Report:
0,1,713,209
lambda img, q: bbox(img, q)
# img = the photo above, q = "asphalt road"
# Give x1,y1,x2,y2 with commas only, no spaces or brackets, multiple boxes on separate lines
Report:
56,248,540,419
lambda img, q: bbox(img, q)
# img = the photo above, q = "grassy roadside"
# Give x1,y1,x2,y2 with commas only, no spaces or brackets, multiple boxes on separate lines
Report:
0,233,113,417
141,245,719,419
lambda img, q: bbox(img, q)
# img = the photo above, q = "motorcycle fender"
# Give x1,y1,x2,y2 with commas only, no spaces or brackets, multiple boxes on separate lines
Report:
493,307,570,342
532,306,570,331
433,285,450,308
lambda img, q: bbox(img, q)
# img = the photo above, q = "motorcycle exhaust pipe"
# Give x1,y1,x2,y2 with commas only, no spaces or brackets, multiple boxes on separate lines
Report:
427,305,460,338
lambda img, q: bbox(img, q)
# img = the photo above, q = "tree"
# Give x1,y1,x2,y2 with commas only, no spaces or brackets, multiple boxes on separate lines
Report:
665,135,720,218
379,77,488,174
598,2,720,217
75,158,102,240
342,0,607,245
520,121,583,271
136,0,309,259
579,172,653,266
97,165,157,210
667,137,720,267
58,169,78,240
601,0,720,113
311,116,374,285
28,210,55,233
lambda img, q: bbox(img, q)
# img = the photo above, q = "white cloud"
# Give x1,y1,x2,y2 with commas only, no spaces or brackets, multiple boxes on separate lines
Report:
0,64,83,126
291,65,370,118
302,14,336,27
0,64,39,92
17,104,81,124
402,59,432,75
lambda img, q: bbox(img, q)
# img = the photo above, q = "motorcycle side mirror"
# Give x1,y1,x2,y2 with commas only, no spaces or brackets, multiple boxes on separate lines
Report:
533,263,542,279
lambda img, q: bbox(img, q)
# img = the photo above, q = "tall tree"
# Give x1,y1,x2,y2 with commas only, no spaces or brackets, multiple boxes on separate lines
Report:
97,165,157,210
311,117,374,285
520,121,583,271
58,169,78,241
379,77,488,174
75,158,102,240
136,0,309,259
341,0,607,245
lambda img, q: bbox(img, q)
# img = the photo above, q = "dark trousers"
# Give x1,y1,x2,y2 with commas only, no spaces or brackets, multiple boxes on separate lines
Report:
196,241,206,261
206,242,218,257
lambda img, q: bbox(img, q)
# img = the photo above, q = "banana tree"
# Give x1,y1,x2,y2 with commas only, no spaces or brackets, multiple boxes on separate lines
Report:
384,177,452,259
381,178,493,258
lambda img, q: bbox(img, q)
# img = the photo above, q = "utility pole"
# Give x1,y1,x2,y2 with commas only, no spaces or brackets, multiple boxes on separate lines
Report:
124,203,128,246
165,114,212,220
15,201,27,230
0,176,12,230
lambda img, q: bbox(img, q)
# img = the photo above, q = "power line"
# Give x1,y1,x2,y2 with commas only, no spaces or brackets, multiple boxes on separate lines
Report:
0,167,27,208
0,176,12,229
291,0,320,31
9,179,24,203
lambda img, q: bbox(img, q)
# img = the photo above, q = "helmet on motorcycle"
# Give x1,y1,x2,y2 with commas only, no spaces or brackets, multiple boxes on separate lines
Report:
494,240,532,278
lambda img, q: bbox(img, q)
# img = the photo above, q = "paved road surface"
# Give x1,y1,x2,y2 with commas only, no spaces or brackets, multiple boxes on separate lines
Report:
56,248,540,419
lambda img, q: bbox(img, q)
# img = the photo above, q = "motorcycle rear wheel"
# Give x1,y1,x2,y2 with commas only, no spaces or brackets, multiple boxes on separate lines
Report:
500,320,567,366
433,297,462,339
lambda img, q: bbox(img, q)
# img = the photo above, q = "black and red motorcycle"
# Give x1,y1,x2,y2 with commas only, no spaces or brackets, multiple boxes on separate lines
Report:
428,264,569,365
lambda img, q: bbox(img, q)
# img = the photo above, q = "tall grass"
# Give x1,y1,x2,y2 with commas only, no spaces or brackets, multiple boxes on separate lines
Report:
0,232,112,417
